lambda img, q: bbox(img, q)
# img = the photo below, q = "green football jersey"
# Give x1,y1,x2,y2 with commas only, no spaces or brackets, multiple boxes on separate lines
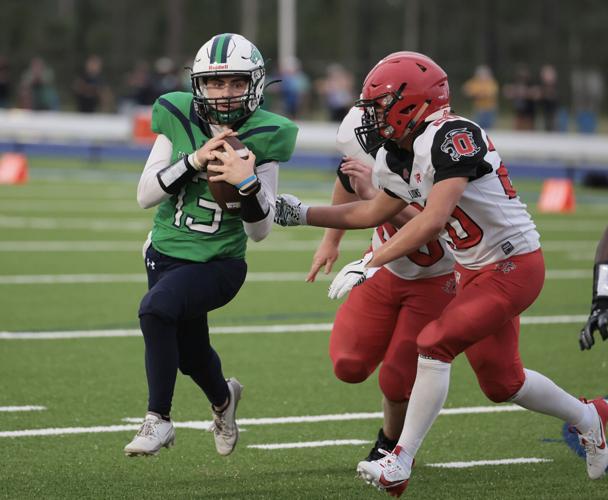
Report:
148,91,298,262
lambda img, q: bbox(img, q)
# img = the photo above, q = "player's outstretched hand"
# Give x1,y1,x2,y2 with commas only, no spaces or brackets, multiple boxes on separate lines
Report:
579,306,608,350
307,239,340,282
274,194,309,226
328,252,380,300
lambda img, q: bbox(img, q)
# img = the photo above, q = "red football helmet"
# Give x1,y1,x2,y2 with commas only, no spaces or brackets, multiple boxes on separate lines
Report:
355,51,450,153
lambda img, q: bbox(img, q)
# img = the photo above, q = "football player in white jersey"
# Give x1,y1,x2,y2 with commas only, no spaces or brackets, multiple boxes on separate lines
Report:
308,106,455,461
275,52,608,496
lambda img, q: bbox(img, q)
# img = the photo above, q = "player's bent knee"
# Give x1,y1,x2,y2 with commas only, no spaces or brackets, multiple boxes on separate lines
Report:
138,288,182,323
178,360,199,376
333,356,371,384
478,380,521,403
379,364,413,401
416,335,456,363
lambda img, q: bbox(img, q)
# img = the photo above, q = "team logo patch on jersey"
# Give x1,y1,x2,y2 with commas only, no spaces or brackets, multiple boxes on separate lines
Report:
440,128,481,161
442,277,457,295
495,260,516,274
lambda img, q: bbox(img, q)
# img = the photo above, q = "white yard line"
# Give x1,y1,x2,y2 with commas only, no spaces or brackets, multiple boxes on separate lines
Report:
0,216,324,232
0,406,46,412
426,458,553,468
248,440,372,450
0,240,370,252
0,269,591,285
0,273,334,285
0,216,150,232
0,240,598,253
0,404,523,438
247,441,553,468
0,316,589,340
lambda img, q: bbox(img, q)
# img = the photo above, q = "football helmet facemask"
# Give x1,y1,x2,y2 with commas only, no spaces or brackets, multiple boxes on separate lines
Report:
191,33,265,124
355,51,450,153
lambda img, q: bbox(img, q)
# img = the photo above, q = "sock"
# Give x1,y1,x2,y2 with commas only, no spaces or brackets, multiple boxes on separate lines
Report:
397,356,451,461
379,428,398,447
510,369,591,430
213,392,231,413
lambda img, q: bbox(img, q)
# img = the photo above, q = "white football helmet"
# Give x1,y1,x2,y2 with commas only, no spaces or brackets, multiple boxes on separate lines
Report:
191,33,265,124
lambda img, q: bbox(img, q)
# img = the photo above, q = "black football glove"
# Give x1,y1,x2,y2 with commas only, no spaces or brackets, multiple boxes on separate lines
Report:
579,303,608,350
579,261,608,350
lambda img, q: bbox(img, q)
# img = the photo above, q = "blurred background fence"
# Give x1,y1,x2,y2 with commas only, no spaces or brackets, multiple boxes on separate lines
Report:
0,0,607,182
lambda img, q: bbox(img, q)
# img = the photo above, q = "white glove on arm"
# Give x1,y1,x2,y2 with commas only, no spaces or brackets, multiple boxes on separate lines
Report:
328,252,380,299
274,194,309,226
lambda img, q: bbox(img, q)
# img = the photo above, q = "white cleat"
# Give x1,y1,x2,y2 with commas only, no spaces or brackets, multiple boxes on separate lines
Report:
578,398,608,480
356,446,413,497
124,412,175,457
208,378,243,456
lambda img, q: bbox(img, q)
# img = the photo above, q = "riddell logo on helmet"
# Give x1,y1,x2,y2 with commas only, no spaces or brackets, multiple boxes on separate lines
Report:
208,64,229,70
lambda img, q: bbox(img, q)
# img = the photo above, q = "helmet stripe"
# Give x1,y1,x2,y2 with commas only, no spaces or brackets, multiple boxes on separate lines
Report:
209,36,220,64
210,33,233,64
218,33,232,63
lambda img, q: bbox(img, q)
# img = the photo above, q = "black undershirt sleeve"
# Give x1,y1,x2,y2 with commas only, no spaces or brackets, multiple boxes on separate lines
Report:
336,159,355,194
156,156,198,194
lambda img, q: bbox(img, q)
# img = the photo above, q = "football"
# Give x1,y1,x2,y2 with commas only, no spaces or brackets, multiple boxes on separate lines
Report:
206,135,250,214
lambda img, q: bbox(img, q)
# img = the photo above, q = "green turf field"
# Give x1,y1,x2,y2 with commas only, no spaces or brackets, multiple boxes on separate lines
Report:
1,162,607,499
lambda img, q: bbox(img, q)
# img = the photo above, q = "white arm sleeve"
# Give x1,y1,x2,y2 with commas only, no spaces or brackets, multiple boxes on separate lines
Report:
137,134,174,209
243,161,279,242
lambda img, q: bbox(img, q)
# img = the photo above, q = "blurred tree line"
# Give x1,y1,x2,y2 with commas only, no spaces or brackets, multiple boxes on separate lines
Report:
0,0,606,115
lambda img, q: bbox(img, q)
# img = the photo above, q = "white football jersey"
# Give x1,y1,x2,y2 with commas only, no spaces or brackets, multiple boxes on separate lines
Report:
336,107,454,280
371,222,455,280
374,112,540,270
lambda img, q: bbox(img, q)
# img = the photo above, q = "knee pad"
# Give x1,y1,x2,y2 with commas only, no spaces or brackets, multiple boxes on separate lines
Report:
378,362,413,402
333,356,371,384
416,321,458,363
139,287,182,323
477,376,524,403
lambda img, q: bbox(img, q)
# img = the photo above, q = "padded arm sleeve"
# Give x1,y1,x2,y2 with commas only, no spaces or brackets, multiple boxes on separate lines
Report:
242,161,278,242
137,134,176,209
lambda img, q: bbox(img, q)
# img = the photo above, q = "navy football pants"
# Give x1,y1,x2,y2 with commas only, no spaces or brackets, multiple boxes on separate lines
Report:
138,245,247,415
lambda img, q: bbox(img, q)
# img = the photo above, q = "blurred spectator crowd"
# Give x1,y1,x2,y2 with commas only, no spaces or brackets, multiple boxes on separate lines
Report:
0,54,604,133
463,63,604,133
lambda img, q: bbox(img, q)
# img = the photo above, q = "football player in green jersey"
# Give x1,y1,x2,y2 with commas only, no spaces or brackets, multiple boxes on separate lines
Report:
124,33,298,457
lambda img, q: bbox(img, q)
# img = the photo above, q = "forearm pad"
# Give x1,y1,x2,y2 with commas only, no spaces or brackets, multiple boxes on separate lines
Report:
156,156,198,194
592,261,608,310
239,180,269,222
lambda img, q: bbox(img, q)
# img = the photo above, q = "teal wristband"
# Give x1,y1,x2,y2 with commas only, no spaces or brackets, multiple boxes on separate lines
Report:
235,175,257,189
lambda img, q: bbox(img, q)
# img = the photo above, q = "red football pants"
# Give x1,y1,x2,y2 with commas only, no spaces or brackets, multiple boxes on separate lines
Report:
417,249,545,402
329,267,455,402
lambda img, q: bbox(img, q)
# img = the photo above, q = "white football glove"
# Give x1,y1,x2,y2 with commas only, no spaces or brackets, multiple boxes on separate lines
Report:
274,194,309,226
328,252,380,299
